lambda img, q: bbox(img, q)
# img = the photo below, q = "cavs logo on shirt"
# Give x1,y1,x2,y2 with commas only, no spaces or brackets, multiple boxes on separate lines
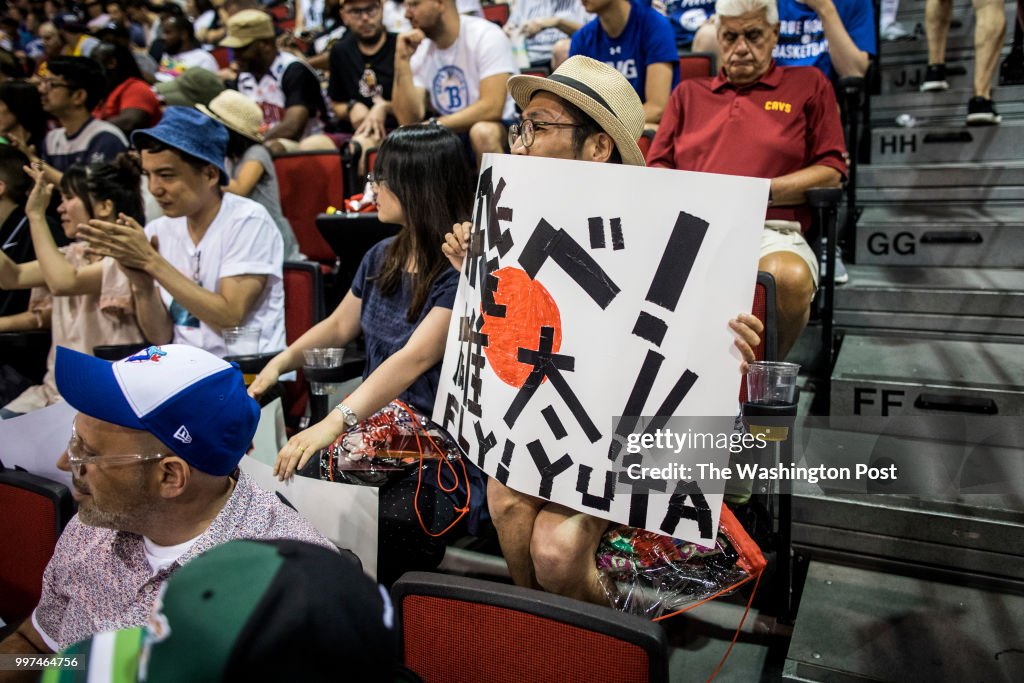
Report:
432,66,469,115
764,100,793,113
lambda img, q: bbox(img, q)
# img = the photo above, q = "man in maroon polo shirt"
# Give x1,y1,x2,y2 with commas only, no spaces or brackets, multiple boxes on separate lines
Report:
648,0,846,359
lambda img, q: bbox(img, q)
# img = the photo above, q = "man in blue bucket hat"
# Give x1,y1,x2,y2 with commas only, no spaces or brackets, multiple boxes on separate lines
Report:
78,106,286,358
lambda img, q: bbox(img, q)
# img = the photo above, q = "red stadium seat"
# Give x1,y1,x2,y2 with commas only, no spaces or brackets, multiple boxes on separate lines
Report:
482,3,511,27
365,147,379,174
211,46,232,69
679,52,717,80
393,572,670,683
520,66,550,78
281,261,326,427
739,271,778,404
0,468,73,623
273,151,346,271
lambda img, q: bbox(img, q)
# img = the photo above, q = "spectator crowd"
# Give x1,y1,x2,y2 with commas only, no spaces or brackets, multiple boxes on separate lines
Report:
0,0,1003,678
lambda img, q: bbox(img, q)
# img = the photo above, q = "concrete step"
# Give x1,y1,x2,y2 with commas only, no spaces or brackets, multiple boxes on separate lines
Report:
837,309,1024,337
881,46,1011,94
784,562,1024,682
872,84,1024,118
859,161,1024,189
882,2,1018,57
835,266,1024,336
871,106,1024,128
792,480,1024,579
855,217,1024,268
837,266,1024,316
871,120,1024,165
830,334,1024,419
830,325,1024,345
858,186,1024,203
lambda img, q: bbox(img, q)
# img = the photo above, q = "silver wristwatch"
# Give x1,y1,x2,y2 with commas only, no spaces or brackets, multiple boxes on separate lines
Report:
334,403,358,428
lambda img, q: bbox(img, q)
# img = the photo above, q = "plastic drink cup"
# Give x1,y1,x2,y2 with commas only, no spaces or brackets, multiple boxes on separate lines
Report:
746,361,800,406
224,326,260,357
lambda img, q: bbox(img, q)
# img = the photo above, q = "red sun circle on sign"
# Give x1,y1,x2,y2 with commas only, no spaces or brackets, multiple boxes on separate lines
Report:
481,267,562,388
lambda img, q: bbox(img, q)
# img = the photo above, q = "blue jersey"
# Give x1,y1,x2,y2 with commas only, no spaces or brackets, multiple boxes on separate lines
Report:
664,0,717,48
570,1,680,101
773,0,876,81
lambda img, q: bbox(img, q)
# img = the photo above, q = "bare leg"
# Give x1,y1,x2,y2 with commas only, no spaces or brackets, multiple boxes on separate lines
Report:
297,133,339,152
531,503,610,605
487,477,546,589
972,0,1007,98
758,251,816,360
551,39,571,71
468,121,507,169
925,0,953,64
692,20,722,65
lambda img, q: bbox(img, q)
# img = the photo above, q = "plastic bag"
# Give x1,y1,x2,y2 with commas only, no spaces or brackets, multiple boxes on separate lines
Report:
597,505,766,620
320,401,462,487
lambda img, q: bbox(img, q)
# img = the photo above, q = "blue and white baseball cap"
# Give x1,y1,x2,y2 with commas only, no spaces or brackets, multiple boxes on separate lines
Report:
55,344,260,476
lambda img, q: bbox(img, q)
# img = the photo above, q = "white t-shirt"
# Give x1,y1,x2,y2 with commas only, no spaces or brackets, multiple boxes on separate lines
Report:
411,15,517,120
457,0,483,16
156,47,220,82
194,9,217,36
144,193,286,356
143,535,198,574
508,0,592,65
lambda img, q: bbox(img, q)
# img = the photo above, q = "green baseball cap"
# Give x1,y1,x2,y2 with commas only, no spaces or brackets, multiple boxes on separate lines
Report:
153,67,225,108
43,540,397,682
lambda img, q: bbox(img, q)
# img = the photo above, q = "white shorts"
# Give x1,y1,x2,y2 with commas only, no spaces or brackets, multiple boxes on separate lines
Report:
761,220,819,290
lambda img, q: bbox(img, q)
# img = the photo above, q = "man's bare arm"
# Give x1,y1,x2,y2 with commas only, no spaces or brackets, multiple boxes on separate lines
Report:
770,165,842,205
436,73,509,132
392,30,428,124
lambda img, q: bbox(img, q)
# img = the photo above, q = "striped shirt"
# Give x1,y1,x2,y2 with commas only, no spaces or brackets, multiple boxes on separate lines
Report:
32,470,334,651
508,0,591,65
40,118,129,174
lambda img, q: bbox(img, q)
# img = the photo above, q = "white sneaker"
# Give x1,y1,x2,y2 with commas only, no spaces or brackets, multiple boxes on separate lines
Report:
820,241,850,285
881,22,914,41
834,249,849,284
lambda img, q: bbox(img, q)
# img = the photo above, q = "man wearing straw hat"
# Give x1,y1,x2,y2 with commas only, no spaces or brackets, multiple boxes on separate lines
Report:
443,55,764,605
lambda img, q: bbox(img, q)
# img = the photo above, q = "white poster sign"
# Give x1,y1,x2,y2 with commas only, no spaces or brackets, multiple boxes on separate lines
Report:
433,154,768,545
244,399,380,578
0,400,75,488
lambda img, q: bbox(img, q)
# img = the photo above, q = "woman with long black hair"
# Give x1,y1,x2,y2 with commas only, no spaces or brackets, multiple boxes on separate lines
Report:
249,123,480,583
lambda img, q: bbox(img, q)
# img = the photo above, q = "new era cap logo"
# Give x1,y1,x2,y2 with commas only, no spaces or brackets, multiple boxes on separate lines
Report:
173,425,192,444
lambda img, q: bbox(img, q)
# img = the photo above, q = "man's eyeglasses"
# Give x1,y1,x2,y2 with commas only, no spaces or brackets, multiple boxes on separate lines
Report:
65,419,169,478
342,4,382,18
508,119,582,150
39,78,73,91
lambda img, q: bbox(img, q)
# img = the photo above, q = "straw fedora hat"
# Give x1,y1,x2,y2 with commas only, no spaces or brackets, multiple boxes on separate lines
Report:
507,56,646,167
196,90,264,142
